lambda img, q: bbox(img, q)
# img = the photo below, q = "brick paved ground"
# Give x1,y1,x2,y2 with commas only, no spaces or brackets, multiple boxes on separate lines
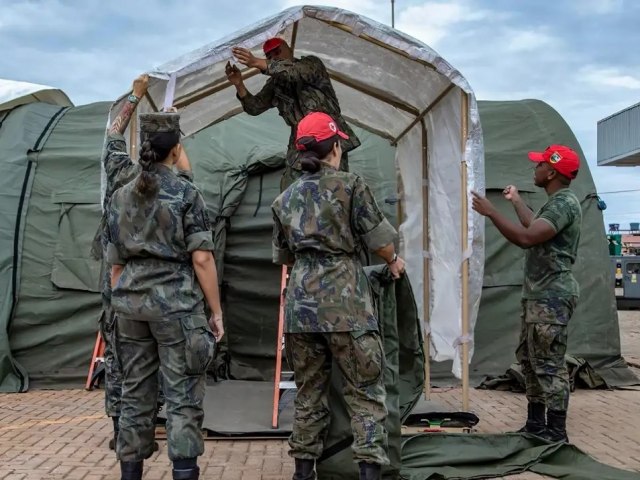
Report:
1,309,638,480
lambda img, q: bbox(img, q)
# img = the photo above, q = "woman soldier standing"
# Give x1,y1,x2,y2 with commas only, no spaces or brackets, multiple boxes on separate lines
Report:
271,112,406,480
106,112,223,480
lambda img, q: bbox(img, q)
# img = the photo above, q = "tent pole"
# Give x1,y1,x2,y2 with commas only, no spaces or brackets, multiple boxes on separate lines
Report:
460,91,470,411
420,118,431,400
391,84,456,146
319,20,437,71
129,111,137,159
173,70,261,110
327,70,419,116
290,21,299,52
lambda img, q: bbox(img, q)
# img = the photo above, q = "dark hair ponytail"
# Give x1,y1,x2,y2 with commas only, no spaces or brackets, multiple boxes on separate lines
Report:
135,132,179,197
297,135,340,173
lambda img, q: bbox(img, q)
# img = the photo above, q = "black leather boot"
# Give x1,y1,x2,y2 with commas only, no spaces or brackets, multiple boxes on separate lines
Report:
516,402,546,436
359,462,382,480
172,466,200,479
109,416,119,450
120,461,143,480
542,409,569,443
292,458,316,480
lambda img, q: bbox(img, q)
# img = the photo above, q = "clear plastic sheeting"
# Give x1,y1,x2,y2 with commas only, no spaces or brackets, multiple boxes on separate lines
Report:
107,5,485,378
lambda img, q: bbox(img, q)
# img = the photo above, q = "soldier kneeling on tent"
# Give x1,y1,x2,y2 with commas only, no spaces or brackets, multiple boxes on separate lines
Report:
271,112,406,480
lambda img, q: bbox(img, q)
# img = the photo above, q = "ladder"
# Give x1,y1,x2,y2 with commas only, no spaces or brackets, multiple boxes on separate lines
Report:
85,329,106,390
272,264,297,429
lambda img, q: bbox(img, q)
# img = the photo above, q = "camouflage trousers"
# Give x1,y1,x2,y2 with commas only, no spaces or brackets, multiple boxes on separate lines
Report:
98,307,165,418
516,297,577,412
98,307,123,417
285,331,389,465
115,314,215,462
280,151,349,191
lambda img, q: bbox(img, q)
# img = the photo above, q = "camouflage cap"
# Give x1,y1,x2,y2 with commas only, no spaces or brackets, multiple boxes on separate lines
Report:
139,112,181,134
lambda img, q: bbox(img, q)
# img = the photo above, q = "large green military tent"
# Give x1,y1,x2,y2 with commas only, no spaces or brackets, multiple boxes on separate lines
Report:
1,97,636,393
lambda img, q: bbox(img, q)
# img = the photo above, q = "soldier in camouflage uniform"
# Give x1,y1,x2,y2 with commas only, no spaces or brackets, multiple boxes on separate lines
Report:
91,75,193,452
472,144,582,443
271,112,406,480
106,112,224,480
225,38,360,190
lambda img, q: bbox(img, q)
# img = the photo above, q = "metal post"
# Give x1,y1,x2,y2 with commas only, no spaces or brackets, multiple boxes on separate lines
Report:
391,0,395,28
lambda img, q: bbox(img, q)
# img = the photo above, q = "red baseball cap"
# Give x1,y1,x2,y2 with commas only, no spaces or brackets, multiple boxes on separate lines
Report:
295,112,349,150
263,38,284,55
528,144,580,179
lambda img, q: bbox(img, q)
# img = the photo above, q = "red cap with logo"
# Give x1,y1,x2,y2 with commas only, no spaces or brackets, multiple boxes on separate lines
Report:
528,145,580,179
263,38,284,55
295,112,349,150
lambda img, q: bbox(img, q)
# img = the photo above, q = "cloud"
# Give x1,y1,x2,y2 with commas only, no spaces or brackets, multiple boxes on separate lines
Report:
581,67,640,90
396,1,497,46
505,30,558,53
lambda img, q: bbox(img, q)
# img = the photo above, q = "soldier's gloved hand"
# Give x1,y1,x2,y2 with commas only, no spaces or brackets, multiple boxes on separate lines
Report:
209,312,224,342
388,256,406,280
132,74,149,99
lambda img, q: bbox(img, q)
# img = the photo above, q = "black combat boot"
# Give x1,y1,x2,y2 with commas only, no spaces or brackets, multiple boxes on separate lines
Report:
542,409,569,443
516,402,546,436
359,462,382,480
172,466,199,479
292,458,316,480
120,460,143,480
109,416,119,450
173,458,199,480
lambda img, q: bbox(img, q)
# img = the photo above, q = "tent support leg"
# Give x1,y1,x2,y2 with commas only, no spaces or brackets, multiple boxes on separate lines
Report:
460,91,470,412
420,119,431,400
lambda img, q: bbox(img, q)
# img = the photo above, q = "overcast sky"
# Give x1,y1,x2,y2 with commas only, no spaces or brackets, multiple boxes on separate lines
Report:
1,0,638,228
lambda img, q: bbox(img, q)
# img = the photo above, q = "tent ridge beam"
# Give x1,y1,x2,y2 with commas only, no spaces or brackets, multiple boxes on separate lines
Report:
391,84,456,146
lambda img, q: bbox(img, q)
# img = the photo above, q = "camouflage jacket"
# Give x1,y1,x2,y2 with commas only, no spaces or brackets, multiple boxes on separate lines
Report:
105,163,213,321
271,166,397,333
239,56,361,168
523,188,582,300
92,133,193,306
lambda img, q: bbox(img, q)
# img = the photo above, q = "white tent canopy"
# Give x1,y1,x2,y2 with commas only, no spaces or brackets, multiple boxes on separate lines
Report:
0,79,73,112
109,5,485,392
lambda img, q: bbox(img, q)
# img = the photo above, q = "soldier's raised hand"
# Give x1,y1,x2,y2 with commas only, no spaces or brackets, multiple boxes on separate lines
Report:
225,61,242,86
132,74,149,99
503,185,520,203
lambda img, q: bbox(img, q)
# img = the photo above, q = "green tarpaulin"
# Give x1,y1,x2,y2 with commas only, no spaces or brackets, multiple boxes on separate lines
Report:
401,434,640,479
0,99,636,392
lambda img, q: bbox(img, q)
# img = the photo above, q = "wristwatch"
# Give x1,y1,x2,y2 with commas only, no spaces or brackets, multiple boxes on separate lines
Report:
387,253,398,265
127,94,140,104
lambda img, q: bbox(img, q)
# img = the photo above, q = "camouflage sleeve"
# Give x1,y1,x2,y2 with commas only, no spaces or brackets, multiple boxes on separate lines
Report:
105,198,125,265
264,55,327,85
104,133,134,190
537,194,579,232
183,185,215,252
238,80,275,116
351,176,397,251
271,209,294,265
177,169,194,182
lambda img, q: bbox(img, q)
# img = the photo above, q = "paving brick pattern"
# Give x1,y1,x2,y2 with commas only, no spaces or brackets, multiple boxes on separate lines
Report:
1,386,639,480
2,311,639,479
